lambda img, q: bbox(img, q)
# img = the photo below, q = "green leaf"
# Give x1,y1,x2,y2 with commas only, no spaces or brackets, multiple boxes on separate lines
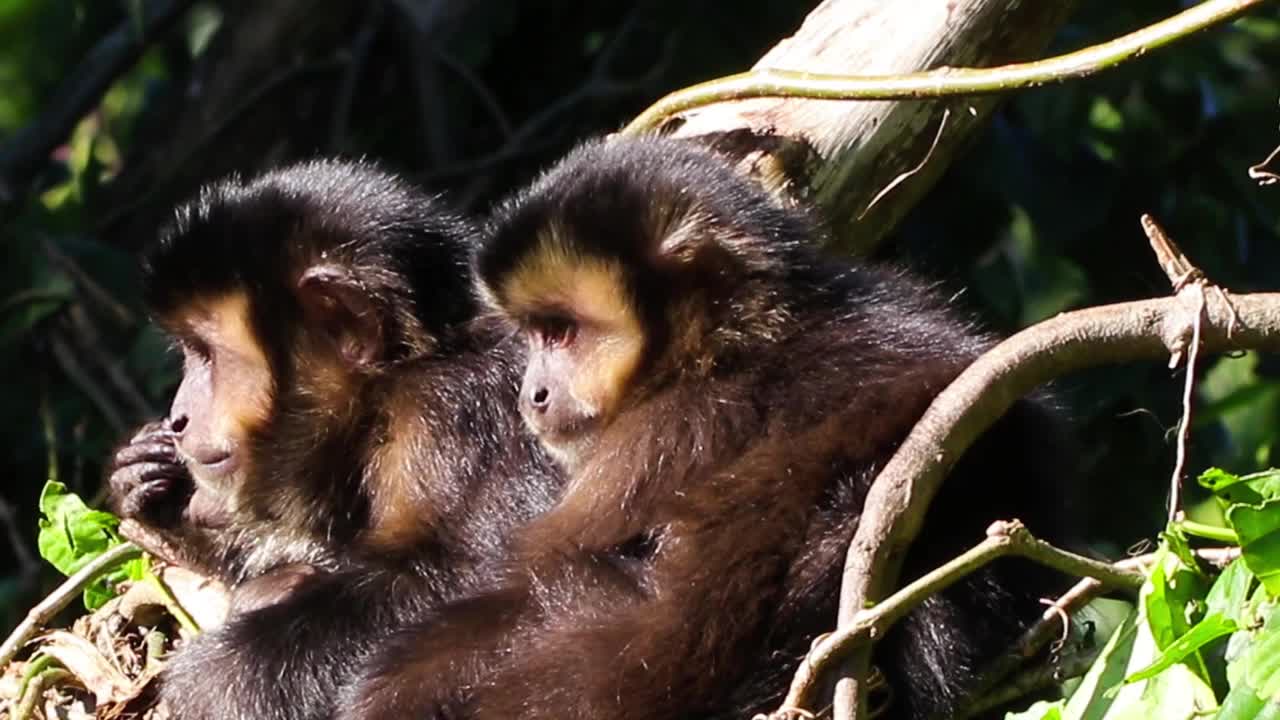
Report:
1217,685,1280,720
1207,559,1256,627
35,480,126,609
1123,612,1237,684
1201,467,1280,506
1064,607,1139,719
1227,500,1280,597
1222,601,1280,718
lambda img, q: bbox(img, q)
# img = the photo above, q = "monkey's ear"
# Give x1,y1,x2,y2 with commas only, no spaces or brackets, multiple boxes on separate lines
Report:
297,265,384,367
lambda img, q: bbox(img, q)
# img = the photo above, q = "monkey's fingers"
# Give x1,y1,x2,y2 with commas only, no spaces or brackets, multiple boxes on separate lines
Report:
129,420,178,443
111,463,189,518
118,518,189,568
112,439,182,470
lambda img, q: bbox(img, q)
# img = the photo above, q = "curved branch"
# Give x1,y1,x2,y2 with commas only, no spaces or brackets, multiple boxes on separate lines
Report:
624,0,1264,134
770,521,1145,717
831,290,1280,718
0,542,141,667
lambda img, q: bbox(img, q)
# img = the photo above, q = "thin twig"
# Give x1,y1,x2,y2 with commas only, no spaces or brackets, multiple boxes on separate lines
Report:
144,570,201,635
443,0,679,203
857,108,950,220
12,667,72,720
960,546,1241,711
1248,143,1280,185
42,239,136,328
1170,289,1205,522
1140,214,1236,522
961,651,1098,719
0,543,142,667
64,306,156,421
0,498,38,585
95,59,345,235
624,0,1265,134
764,521,1143,718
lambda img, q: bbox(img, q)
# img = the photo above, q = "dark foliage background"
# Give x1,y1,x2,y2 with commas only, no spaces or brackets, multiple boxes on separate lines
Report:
0,0,1277,634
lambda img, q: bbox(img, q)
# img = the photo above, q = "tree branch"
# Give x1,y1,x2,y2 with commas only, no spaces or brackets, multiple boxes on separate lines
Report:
659,0,1079,255
624,0,1264,133
766,521,1144,718
0,543,141,667
832,255,1280,718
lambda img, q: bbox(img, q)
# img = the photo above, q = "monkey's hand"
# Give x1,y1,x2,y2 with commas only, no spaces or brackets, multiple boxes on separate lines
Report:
108,420,193,529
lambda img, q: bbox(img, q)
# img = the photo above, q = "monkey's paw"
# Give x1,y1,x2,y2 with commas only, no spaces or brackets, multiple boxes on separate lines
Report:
108,420,192,527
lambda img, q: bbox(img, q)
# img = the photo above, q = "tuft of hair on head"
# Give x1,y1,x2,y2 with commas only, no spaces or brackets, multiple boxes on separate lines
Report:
475,136,823,368
143,159,480,363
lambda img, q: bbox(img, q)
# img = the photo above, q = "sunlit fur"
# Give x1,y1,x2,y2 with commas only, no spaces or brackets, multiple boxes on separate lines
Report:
498,225,645,460
341,137,1076,720
112,160,563,720
159,292,273,506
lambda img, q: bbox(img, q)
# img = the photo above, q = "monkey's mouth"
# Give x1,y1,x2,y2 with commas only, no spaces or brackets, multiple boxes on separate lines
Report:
179,447,240,483
530,422,599,470
525,414,598,448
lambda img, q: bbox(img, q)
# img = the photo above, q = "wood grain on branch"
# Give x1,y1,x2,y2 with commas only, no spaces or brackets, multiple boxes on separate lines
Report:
658,0,1079,254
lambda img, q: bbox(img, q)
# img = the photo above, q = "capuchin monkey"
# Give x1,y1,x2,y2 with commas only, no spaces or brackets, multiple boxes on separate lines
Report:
107,160,563,720
337,136,1076,720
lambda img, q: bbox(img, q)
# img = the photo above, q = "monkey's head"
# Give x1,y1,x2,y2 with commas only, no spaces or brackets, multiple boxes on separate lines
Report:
477,137,813,470
142,160,475,513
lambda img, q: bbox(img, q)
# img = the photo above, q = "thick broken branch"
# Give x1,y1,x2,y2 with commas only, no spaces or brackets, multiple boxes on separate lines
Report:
650,0,1266,255
626,0,1264,133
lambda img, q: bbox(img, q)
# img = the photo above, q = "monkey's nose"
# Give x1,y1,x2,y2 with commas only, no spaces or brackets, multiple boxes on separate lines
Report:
169,414,189,433
530,387,550,412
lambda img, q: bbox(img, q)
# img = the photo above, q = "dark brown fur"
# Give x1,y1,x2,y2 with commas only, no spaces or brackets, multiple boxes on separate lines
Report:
107,160,562,720
337,138,1074,720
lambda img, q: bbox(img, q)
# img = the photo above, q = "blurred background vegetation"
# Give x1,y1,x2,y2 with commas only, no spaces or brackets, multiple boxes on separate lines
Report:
0,0,1277,634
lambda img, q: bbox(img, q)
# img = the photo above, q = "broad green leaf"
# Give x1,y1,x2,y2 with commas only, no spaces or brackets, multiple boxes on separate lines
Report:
1141,544,1210,686
1217,685,1280,720
1227,500,1280,596
1207,559,1256,627
1103,662,1218,720
35,481,126,609
1222,602,1280,719
1095,584,1213,717
1123,612,1236,684
37,481,120,576
1065,607,1139,720
1201,467,1280,506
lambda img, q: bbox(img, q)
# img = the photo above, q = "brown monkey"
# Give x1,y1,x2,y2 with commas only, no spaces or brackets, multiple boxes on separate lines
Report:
106,160,563,720
338,137,1075,720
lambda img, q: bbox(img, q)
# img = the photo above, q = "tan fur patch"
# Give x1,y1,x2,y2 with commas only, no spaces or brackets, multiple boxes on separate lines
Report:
362,404,441,551
188,293,275,441
501,225,645,419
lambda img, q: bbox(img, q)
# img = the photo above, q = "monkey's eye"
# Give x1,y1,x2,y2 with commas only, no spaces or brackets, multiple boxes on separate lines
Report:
182,336,212,363
531,314,577,348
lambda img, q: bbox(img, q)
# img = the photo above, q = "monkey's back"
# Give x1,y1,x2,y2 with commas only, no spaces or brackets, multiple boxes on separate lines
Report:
723,259,1076,719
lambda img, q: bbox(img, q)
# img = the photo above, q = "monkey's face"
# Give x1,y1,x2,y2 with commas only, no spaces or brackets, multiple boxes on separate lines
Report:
160,266,383,515
496,249,646,471
163,292,274,522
